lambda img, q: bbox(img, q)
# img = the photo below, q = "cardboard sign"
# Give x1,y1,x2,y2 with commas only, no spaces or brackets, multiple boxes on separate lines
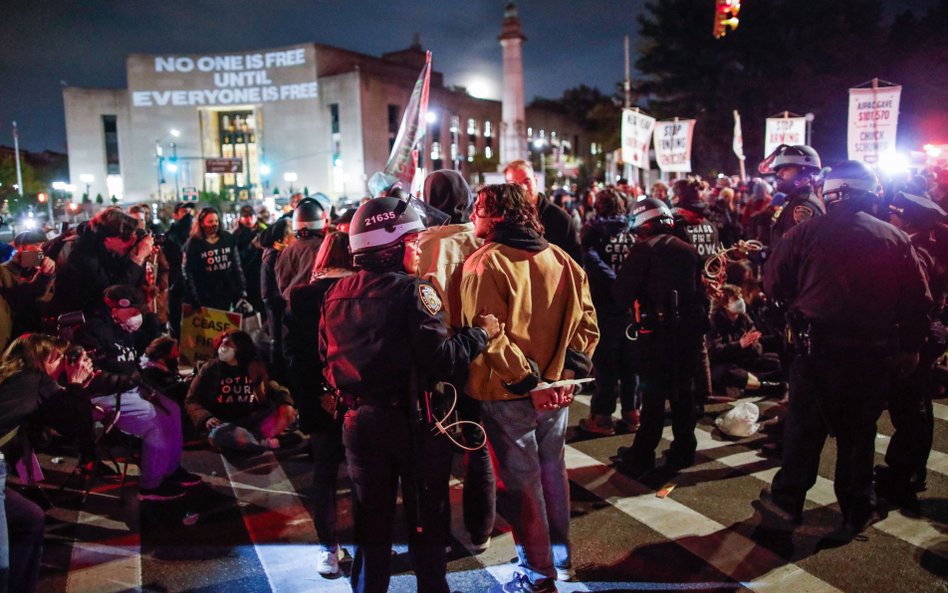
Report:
848,85,901,164
180,306,242,365
764,116,806,158
621,109,656,169
654,119,695,173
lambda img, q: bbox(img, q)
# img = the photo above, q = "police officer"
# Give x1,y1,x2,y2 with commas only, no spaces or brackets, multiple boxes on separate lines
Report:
319,197,499,593
612,197,708,478
275,197,329,301
875,191,948,508
759,161,931,537
761,144,825,244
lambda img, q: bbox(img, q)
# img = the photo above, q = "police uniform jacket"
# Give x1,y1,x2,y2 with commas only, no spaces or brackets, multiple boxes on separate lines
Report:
460,225,599,400
319,270,488,406
764,202,931,351
613,228,707,337
771,187,825,245
275,234,324,302
411,223,482,330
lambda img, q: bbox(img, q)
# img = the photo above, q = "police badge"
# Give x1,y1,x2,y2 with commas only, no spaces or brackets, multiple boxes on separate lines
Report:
418,284,443,316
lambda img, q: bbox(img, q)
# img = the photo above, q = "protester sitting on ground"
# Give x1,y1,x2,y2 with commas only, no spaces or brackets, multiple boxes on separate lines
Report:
709,284,784,398
74,284,199,501
185,329,297,453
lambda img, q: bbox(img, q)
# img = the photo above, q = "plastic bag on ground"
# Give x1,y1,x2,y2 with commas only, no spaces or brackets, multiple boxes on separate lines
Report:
715,401,761,438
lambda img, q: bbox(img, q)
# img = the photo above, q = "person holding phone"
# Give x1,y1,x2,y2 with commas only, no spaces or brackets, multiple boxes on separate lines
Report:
0,231,57,341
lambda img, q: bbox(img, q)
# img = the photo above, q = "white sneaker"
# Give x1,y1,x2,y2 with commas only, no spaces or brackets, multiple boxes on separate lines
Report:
555,565,576,582
316,547,340,576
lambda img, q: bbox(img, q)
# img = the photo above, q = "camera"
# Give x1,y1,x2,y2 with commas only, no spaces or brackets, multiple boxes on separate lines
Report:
65,345,85,366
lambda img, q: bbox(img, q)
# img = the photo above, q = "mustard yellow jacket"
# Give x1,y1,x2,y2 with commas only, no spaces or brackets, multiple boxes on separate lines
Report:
460,241,599,401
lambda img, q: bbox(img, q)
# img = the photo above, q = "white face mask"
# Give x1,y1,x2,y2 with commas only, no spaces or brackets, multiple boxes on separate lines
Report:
118,313,143,332
727,298,747,315
218,346,236,363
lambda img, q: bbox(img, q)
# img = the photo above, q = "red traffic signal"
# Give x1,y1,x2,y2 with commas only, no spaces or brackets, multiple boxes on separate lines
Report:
713,0,741,39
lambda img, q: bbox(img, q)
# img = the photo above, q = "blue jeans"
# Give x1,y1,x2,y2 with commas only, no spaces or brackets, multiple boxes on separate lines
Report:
92,389,183,490
481,399,571,584
1,457,44,593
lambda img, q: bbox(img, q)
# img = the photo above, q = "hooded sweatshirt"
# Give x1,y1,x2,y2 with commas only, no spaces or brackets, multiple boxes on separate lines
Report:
580,215,634,318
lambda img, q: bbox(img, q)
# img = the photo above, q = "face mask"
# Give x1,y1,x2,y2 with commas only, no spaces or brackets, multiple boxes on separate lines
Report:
119,313,144,332
218,346,236,363
727,298,747,315
203,224,219,236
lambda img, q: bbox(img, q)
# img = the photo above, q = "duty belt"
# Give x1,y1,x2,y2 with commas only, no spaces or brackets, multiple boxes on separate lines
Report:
341,393,407,410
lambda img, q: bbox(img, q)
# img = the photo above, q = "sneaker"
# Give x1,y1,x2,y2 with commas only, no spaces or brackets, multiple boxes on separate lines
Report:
469,536,491,554
555,565,576,582
170,466,203,488
138,479,187,502
578,414,615,436
488,572,557,593
755,486,802,525
315,547,340,576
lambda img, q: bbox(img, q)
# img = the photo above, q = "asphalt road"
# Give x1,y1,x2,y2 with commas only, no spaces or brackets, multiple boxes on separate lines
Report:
30,393,947,593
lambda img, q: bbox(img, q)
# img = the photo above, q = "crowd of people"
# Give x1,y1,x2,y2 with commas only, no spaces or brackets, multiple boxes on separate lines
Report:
0,144,946,593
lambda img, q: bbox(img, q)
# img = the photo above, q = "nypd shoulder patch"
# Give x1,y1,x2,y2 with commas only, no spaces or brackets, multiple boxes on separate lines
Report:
418,284,443,316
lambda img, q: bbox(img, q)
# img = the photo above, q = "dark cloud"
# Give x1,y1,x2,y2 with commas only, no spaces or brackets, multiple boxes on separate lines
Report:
0,0,939,152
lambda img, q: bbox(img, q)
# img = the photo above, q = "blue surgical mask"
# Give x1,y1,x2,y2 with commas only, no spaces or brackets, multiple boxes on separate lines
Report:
727,298,747,315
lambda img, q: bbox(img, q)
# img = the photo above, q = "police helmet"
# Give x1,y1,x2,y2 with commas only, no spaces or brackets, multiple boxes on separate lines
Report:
631,197,673,230
889,191,946,230
292,198,328,231
349,197,425,257
822,160,880,206
758,144,822,175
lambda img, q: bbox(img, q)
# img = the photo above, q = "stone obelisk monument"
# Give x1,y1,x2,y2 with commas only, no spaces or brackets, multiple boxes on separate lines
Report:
499,2,528,165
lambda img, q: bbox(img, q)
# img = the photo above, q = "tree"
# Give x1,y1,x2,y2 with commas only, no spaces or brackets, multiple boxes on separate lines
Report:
635,0,888,173
95,193,104,205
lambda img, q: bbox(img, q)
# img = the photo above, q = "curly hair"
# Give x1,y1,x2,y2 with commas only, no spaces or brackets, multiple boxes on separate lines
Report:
477,183,544,236
594,188,627,217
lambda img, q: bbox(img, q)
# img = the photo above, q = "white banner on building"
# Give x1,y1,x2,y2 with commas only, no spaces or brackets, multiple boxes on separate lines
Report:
764,116,806,157
621,109,656,169
848,84,901,164
653,119,695,173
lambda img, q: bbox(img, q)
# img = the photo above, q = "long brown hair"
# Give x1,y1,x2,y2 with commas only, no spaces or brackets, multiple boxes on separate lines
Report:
0,334,67,385
477,183,544,236
311,231,355,280
190,207,221,240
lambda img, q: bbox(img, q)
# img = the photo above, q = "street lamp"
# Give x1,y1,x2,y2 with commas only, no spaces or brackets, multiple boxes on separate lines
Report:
283,172,298,194
155,128,181,200
532,138,547,183
804,113,815,147
79,174,94,200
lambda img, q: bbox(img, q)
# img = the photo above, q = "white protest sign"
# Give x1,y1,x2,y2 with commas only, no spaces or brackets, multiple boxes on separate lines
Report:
848,85,901,164
764,116,806,158
621,109,656,169
653,119,695,173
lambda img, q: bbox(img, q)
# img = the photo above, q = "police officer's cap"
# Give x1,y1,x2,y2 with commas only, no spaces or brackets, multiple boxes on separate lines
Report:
349,197,425,254
293,197,327,230
889,191,946,229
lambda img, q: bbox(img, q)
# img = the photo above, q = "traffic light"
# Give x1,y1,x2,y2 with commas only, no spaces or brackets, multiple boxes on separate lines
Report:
713,0,741,39
37,192,47,203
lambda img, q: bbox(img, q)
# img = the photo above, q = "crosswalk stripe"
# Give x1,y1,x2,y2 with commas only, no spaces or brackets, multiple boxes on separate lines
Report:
708,449,947,558
65,496,142,593
932,401,948,422
220,452,350,593
563,446,844,593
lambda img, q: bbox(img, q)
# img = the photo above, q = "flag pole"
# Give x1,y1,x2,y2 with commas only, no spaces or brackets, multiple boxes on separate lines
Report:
13,122,24,197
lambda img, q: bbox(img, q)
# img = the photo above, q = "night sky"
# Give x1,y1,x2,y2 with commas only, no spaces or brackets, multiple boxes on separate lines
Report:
0,0,939,153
